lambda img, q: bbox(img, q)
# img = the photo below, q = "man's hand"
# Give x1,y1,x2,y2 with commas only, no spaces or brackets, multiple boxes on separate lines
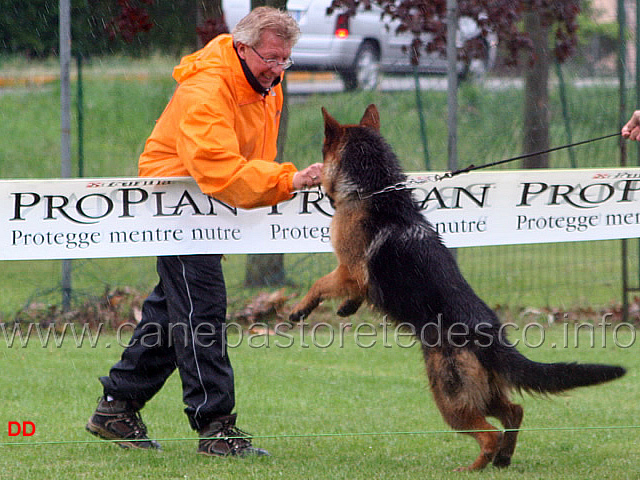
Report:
293,162,323,190
622,110,640,141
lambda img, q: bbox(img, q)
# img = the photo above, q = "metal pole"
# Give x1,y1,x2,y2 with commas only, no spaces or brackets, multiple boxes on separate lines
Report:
413,65,431,170
637,0,640,128
60,0,72,311
618,0,628,321
635,0,640,301
446,0,458,259
77,53,84,178
555,62,576,168
446,0,458,173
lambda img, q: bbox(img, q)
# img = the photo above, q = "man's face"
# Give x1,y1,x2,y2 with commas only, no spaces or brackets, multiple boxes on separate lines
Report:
237,30,292,90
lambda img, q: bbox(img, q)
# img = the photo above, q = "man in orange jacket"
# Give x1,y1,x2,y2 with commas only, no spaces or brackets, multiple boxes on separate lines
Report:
86,7,322,457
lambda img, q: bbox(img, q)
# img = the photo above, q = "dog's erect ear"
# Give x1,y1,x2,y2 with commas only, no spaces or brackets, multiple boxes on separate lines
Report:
359,104,380,132
322,107,342,141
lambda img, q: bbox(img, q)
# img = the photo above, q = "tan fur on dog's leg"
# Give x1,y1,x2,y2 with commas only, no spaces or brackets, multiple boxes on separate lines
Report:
289,264,365,321
453,414,502,472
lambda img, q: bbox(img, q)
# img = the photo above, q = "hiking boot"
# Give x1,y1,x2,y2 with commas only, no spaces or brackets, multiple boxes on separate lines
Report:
86,397,161,450
197,414,269,457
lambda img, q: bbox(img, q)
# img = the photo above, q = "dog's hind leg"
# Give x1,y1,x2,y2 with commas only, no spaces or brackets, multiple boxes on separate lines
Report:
445,410,503,472
425,348,502,471
489,397,523,468
429,394,502,471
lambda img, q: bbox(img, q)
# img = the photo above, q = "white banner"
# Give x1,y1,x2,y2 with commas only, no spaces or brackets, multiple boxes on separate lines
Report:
3,167,640,260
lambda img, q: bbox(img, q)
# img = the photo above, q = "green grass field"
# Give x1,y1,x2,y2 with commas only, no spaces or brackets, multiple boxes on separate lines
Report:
1,325,638,479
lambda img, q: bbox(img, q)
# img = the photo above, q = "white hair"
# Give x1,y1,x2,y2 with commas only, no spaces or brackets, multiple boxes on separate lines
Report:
232,6,300,48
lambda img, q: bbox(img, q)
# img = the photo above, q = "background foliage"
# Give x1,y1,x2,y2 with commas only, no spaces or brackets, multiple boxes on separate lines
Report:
0,0,201,57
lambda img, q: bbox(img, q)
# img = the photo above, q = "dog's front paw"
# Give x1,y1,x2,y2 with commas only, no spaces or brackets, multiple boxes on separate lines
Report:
289,300,318,322
289,307,309,323
336,298,363,317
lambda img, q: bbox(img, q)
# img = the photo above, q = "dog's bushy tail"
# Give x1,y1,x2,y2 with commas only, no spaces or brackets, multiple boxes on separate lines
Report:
491,344,626,394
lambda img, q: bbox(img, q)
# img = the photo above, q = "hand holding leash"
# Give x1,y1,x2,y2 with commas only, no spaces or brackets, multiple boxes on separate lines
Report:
622,110,640,141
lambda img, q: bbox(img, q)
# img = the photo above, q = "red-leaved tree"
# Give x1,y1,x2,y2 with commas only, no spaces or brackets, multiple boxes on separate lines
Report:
105,1,228,49
329,0,581,167
105,0,155,43
328,0,579,65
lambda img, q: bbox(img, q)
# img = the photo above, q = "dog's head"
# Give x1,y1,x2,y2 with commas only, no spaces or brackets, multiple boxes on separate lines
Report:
320,104,405,206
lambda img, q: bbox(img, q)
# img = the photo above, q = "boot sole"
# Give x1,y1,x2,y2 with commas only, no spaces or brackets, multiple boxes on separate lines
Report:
85,420,161,450
197,447,270,457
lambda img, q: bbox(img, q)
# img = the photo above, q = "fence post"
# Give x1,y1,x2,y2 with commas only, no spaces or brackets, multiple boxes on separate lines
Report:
555,62,576,168
446,0,458,259
446,0,457,175
77,53,84,178
636,0,640,321
60,0,72,312
412,65,430,170
618,0,637,322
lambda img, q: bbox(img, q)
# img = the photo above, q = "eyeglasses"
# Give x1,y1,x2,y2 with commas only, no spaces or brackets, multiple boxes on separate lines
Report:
251,46,294,70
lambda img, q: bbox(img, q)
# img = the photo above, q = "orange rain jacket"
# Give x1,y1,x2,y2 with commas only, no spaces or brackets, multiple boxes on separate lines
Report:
138,34,298,209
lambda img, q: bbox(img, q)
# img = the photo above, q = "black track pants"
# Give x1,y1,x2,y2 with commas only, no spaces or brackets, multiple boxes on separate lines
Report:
99,254,234,431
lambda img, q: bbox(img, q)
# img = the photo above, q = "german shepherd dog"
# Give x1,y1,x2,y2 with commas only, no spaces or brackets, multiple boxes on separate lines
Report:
289,104,627,471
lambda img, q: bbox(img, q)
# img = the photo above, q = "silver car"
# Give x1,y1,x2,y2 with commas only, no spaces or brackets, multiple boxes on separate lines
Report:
224,0,497,90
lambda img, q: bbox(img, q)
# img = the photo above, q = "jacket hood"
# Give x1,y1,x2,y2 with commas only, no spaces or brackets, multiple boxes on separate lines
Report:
172,34,236,83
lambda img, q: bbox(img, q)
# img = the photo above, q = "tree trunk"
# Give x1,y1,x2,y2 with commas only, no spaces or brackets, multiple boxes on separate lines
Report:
522,12,550,169
244,0,289,287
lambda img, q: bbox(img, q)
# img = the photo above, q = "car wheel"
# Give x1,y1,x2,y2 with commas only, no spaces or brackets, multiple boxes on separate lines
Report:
340,42,380,91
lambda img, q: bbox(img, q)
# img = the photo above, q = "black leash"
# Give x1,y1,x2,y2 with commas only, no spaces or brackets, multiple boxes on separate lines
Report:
357,132,622,199
439,132,622,180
